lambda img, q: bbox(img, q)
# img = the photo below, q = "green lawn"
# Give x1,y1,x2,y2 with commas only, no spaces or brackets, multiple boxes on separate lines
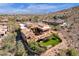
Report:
39,34,61,47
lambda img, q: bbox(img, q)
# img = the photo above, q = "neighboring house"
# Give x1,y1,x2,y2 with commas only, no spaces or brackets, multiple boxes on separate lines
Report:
0,18,8,39
42,19,64,25
0,18,8,48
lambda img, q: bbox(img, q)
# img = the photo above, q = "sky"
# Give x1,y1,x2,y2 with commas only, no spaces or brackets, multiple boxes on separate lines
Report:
0,3,79,14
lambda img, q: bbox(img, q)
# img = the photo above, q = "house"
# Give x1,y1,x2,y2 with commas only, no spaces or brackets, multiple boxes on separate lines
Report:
37,22,51,31
0,18,8,22
0,18,8,48
19,23,26,29
42,19,64,25
20,22,53,42
0,18,8,39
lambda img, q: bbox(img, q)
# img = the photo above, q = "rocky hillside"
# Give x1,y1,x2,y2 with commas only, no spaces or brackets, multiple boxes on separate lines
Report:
37,6,79,56
42,6,79,55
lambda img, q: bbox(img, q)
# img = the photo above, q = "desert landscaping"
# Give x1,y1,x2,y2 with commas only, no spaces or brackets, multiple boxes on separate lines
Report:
0,5,79,56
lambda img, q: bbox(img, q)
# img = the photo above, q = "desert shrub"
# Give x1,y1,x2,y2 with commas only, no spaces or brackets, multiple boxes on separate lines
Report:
15,40,27,56
8,20,20,33
66,49,79,56
53,14,67,19
59,48,79,56
32,16,39,22
29,42,46,54
3,33,16,49
20,19,27,23
2,32,16,55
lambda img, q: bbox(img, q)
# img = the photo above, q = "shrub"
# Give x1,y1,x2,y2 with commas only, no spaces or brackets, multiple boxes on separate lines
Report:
59,48,79,56
53,14,67,19
8,20,20,33
15,40,27,56
67,49,79,56
29,42,46,54
2,32,16,55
